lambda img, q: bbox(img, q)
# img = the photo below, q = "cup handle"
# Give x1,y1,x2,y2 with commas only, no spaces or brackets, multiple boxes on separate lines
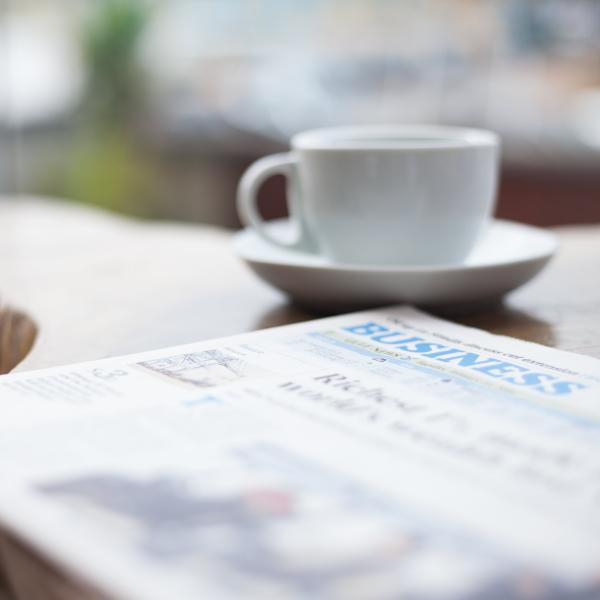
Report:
237,152,316,253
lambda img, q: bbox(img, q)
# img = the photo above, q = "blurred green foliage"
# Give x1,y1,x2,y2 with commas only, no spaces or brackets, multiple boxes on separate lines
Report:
44,0,157,216
82,0,148,123
65,130,148,214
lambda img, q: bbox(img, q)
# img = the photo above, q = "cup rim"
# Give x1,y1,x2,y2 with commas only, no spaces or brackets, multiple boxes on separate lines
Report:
292,124,498,151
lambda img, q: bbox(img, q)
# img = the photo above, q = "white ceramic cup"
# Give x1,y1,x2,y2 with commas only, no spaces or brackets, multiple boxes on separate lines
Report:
237,125,499,266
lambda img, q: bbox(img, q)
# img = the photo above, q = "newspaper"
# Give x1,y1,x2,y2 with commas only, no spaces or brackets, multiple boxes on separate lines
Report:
0,305,599,600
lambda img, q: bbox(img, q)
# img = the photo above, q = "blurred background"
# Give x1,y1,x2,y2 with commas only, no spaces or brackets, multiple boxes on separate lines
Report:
0,0,599,228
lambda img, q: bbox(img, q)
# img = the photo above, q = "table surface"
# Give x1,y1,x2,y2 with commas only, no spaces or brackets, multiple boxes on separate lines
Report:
1,197,600,375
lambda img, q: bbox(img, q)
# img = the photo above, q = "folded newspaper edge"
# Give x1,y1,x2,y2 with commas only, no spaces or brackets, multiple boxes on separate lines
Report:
0,305,599,600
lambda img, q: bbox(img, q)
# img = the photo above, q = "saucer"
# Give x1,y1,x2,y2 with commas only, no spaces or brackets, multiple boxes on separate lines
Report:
233,219,558,311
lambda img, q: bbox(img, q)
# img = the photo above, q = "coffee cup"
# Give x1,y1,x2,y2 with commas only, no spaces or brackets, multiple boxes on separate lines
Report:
237,125,499,266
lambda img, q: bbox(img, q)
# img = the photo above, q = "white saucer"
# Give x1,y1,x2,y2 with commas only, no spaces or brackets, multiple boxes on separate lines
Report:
233,220,558,311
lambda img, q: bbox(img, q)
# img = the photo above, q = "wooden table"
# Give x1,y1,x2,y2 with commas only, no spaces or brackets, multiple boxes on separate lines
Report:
1,197,599,375
0,197,599,600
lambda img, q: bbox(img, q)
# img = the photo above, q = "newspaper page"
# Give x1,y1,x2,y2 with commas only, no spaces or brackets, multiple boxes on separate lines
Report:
0,305,599,600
